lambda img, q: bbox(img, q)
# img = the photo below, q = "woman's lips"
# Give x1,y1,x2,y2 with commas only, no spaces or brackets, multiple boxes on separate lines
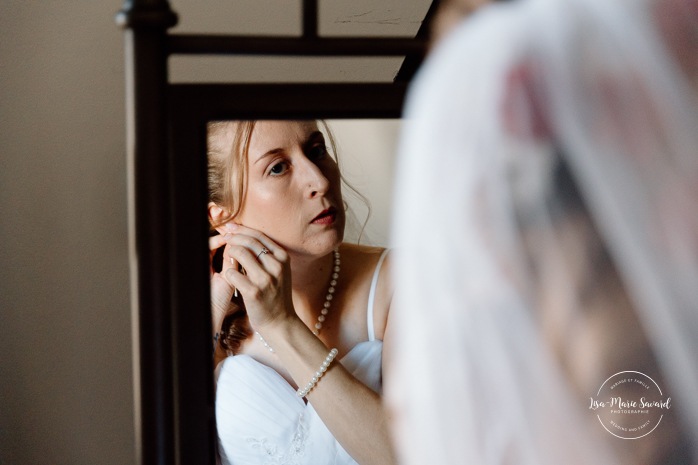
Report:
311,207,337,225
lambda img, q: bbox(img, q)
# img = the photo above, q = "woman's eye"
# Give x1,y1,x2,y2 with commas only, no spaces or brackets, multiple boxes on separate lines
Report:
308,145,327,161
309,145,328,160
269,161,288,176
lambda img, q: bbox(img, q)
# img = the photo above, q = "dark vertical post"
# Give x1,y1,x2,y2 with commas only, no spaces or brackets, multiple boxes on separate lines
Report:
302,0,318,38
168,110,217,465
116,2,178,465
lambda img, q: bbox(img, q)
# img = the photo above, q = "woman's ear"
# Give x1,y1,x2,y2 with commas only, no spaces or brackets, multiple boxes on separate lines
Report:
208,202,231,235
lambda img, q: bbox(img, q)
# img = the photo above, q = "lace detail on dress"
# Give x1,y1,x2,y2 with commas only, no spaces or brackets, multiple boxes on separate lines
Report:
247,412,309,465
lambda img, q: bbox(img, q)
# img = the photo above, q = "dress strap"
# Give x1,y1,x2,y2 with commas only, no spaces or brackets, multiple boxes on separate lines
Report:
366,248,389,342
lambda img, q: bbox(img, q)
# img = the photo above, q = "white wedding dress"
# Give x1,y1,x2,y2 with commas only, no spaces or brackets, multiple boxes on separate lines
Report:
215,249,388,465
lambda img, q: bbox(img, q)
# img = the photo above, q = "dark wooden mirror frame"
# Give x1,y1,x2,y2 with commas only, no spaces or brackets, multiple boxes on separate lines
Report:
116,1,434,463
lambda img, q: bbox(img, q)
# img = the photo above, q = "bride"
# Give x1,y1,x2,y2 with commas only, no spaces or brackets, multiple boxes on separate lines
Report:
207,120,396,465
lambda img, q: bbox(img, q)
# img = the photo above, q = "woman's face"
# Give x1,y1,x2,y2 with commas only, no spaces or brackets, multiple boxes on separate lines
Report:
235,120,345,257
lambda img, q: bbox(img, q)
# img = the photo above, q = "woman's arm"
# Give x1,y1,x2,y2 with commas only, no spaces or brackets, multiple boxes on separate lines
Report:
222,224,396,465
209,234,235,367
263,316,396,465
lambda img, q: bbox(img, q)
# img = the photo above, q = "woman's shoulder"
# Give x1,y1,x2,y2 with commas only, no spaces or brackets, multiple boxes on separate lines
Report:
338,243,393,340
338,243,392,280
339,243,390,262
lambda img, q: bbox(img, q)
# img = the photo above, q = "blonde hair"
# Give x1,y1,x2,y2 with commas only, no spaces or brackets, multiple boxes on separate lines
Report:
207,120,256,228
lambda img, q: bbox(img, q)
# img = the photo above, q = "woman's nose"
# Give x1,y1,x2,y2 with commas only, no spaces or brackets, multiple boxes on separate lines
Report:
300,158,330,198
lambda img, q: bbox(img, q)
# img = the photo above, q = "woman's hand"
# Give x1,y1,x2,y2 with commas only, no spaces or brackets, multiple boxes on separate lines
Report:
209,234,236,336
220,223,295,333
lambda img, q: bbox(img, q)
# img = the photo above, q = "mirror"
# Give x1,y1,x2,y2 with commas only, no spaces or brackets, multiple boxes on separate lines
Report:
206,118,402,464
121,0,428,462
161,74,410,463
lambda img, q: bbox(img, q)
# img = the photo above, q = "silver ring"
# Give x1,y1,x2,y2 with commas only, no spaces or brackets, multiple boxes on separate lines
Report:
256,247,270,259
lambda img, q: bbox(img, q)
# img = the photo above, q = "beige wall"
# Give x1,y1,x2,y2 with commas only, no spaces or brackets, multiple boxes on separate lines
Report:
0,2,407,464
0,2,133,464
329,120,401,247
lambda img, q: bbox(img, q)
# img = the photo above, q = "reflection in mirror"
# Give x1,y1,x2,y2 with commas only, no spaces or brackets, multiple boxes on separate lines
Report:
206,119,400,465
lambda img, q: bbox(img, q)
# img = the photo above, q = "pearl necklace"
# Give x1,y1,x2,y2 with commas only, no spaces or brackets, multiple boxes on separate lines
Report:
256,249,340,352
313,249,341,335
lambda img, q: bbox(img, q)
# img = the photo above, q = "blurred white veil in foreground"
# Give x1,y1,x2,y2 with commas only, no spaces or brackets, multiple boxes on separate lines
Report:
388,0,698,463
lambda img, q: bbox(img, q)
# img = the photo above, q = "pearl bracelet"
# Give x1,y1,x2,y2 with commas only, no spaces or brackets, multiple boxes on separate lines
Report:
297,348,338,398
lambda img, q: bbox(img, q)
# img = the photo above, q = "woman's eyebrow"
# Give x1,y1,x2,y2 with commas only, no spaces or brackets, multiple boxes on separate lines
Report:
302,131,325,151
253,148,284,165
254,131,324,164
305,131,324,144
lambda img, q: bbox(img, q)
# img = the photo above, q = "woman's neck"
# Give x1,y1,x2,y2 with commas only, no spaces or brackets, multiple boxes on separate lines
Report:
289,249,336,321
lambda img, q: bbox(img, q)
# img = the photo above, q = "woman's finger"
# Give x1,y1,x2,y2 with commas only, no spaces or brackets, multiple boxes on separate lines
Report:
225,243,273,285
221,232,280,277
221,243,239,289
221,242,235,271
222,223,287,262
209,234,230,276
223,267,256,298
210,235,241,297
209,234,228,252
223,233,270,260
221,233,287,282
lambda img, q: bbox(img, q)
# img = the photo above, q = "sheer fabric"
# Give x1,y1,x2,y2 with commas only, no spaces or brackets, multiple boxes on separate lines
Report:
388,0,698,464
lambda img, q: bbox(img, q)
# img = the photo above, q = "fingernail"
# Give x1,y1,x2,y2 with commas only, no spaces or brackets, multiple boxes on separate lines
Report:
230,258,235,265
225,223,238,231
